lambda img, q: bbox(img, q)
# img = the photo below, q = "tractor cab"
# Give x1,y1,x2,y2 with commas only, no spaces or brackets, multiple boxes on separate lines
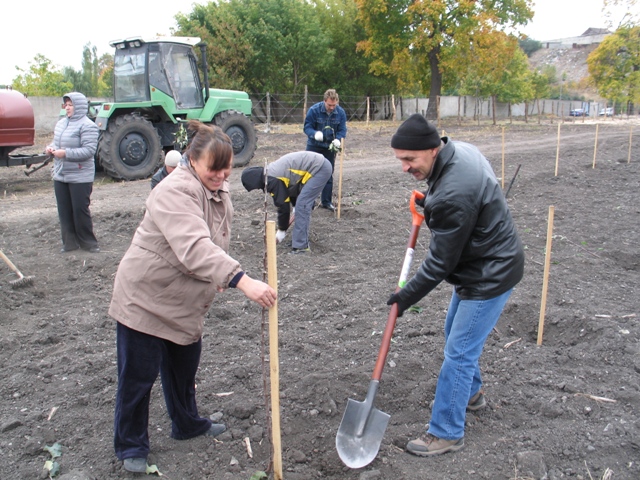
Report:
111,37,204,109
94,35,256,181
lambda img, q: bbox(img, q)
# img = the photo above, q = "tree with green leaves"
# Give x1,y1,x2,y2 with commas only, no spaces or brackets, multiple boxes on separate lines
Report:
587,25,640,112
311,0,394,95
11,54,73,96
177,0,332,94
175,2,253,91
355,0,534,119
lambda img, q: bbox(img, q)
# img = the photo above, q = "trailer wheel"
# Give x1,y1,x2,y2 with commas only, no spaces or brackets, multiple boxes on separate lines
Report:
213,110,257,167
98,114,162,180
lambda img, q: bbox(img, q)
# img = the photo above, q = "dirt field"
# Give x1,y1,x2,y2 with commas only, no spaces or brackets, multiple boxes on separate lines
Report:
1,118,639,480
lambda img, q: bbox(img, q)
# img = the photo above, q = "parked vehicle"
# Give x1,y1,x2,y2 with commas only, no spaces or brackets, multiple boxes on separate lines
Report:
2,37,258,181
0,90,50,170
93,36,257,180
569,108,586,116
598,107,614,116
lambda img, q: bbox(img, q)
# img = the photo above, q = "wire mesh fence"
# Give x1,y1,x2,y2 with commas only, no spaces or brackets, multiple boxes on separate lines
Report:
250,93,397,125
249,92,638,126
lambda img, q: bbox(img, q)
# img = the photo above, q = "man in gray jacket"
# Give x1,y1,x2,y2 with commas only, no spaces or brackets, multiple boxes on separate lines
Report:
241,151,332,254
387,114,524,457
46,92,100,253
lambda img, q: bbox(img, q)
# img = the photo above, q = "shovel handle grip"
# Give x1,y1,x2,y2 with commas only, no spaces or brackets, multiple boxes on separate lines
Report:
371,190,425,381
410,190,425,226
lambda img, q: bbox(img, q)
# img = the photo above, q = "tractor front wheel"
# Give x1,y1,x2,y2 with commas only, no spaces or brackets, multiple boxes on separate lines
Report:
98,114,163,180
213,110,257,167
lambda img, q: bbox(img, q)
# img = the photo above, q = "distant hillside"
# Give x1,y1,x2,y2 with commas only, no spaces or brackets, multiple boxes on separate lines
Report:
528,44,604,102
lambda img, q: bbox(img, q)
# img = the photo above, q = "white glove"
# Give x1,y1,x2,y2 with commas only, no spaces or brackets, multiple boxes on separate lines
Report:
314,131,324,142
332,139,341,149
275,230,287,243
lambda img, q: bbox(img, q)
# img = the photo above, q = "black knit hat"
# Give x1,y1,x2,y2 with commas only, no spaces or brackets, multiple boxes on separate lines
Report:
391,114,441,150
241,166,265,191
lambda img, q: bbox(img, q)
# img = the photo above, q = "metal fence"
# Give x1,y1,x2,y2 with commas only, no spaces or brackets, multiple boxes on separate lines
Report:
250,93,397,125
250,92,637,125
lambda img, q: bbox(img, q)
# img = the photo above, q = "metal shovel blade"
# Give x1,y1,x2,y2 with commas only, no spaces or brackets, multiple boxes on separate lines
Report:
336,380,390,469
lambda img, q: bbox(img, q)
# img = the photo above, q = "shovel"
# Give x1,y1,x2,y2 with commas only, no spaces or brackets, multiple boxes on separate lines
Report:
336,190,425,469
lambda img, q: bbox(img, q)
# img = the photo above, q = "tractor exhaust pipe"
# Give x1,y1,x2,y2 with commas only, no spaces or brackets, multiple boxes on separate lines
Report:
198,42,210,104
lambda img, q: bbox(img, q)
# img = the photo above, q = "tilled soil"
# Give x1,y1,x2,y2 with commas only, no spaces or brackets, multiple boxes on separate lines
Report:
1,119,639,480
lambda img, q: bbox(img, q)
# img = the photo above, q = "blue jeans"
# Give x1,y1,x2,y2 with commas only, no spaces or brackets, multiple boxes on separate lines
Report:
291,159,332,249
305,145,336,206
427,288,513,440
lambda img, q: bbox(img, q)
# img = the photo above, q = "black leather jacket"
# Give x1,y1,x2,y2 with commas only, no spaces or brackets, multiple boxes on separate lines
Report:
399,137,524,303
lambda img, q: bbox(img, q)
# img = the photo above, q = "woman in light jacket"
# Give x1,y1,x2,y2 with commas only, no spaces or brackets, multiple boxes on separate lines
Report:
108,120,277,473
46,92,100,253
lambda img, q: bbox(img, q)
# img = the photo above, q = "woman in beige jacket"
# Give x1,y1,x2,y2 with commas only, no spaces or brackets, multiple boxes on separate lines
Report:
109,121,276,473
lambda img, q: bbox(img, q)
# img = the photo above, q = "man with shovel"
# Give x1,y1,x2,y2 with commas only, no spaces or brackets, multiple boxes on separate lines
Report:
387,114,524,456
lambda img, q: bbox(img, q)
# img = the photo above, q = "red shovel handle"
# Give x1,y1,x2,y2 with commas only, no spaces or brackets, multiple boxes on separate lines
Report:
371,190,425,381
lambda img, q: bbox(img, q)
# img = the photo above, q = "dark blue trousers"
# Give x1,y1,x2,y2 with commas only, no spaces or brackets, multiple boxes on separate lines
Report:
53,180,98,251
114,323,211,461
305,145,336,206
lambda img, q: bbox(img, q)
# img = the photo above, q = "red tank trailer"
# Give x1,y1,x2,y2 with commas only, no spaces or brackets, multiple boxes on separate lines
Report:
0,90,50,170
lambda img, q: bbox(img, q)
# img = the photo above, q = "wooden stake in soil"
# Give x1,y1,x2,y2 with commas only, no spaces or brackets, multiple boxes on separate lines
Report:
501,127,505,189
593,124,599,169
554,124,561,176
537,206,555,346
265,221,283,480
337,139,345,219
628,126,633,164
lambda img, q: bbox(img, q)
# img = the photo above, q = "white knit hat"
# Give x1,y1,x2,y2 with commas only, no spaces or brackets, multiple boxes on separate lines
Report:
165,150,182,168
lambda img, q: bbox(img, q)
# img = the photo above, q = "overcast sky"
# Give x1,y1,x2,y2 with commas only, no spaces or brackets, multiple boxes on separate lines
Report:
0,0,630,86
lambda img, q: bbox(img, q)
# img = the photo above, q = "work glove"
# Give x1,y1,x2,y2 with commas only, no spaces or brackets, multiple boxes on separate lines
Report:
332,139,341,149
387,291,413,317
275,230,287,243
415,189,428,208
314,131,324,142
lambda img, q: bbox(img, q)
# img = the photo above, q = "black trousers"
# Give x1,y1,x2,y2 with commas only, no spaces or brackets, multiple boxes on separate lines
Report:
53,180,98,250
113,323,212,461
305,145,336,206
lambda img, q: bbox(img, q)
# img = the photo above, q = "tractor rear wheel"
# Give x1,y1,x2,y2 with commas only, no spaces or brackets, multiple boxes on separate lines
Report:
98,114,163,180
213,110,257,167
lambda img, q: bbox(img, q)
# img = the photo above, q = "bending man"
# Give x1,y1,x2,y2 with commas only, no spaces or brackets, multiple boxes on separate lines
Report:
242,151,332,254
387,114,525,457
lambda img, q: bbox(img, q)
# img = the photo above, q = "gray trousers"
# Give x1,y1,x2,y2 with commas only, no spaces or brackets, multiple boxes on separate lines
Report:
291,159,332,249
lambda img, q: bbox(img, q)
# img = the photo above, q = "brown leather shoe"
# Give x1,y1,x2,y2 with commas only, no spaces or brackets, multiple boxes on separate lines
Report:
466,391,487,411
406,434,464,456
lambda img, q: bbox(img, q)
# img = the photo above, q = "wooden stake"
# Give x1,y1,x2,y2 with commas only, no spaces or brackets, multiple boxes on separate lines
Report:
265,221,283,480
501,126,505,189
628,126,633,164
366,97,370,127
337,139,345,219
554,124,561,176
537,206,555,346
593,124,599,169
391,94,396,122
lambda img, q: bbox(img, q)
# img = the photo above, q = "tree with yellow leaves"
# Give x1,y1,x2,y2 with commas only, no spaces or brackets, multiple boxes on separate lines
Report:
355,0,533,119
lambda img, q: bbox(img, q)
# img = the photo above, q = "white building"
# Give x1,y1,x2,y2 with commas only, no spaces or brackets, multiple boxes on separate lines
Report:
540,28,611,49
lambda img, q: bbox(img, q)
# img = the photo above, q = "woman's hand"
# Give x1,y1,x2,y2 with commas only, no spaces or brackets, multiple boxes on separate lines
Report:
52,149,66,158
236,275,277,308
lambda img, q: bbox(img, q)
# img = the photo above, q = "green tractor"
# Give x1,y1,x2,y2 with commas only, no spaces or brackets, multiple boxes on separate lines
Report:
94,36,257,180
